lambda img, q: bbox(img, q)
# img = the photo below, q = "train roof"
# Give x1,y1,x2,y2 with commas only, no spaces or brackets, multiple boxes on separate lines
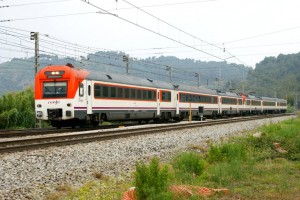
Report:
275,98,287,102
261,96,276,101
176,84,217,95
218,91,240,97
86,71,174,90
86,70,217,94
247,95,261,100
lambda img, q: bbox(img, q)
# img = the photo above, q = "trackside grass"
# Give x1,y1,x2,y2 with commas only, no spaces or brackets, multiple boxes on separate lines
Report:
48,117,300,200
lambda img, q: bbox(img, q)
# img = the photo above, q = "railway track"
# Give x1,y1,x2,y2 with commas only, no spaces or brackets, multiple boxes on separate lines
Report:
0,122,144,138
0,114,294,154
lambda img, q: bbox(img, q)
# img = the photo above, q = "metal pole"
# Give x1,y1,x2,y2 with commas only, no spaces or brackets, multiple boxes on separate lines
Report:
31,32,41,128
126,55,129,74
189,102,192,123
166,66,172,83
123,55,129,74
195,73,200,87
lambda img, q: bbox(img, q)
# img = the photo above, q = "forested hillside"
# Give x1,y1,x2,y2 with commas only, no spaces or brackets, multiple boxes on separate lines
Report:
0,51,299,103
0,51,249,96
246,52,300,101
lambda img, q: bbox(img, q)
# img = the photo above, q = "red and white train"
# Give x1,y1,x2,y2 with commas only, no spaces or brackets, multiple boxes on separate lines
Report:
35,64,287,128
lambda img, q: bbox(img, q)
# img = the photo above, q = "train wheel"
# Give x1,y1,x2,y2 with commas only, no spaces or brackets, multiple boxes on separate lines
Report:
92,121,99,127
174,117,182,122
56,123,61,129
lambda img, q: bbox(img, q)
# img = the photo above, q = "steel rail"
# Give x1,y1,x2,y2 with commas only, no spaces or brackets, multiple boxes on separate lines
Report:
0,114,294,154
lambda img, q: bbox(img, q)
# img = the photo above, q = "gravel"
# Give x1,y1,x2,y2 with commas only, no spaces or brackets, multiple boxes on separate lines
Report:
0,115,295,199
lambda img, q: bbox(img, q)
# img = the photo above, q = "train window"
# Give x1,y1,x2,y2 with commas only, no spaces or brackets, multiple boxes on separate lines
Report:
103,86,109,98
125,88,130,98
148,91,153,100
43,82,67,98
263,101,275,106
130,89,136,99
162,92,166,101
180,94,184,102
117,88,123,98
162,91,171,101
143,90,147,100
238,99,242,105
137,90,142,99
252,101,261,106
199,96,203,102
79,83,84,97
88,85,91,96
94,85,101,97
110,87,116,98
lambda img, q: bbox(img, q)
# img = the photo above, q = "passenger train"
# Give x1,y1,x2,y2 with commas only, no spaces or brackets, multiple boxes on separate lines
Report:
35,64,287,128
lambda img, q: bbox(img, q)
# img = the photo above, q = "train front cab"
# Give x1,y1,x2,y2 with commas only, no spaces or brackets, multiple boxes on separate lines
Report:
35,65,89,128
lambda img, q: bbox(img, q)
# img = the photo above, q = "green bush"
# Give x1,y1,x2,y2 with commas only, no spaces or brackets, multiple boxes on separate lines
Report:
135,157,172,200
240,119,300,162
0,87,35,129
205,160,245,186
172,152,205,175
171,152,205,184
207,143,247,164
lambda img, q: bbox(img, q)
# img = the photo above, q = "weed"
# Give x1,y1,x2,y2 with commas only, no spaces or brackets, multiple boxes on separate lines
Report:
207,142,247,164
171,152,205,184
135,157,172,200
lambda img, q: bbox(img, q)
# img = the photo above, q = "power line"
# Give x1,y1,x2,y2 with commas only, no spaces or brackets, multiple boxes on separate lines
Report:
120,0,254,71
0,26,238,87
0,11,101,23
114,0,218,10
224,25,300,44
0,0,71,8
81,1,230,63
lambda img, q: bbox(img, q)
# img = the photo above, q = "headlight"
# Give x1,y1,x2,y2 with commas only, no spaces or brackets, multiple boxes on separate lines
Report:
36,111,43,118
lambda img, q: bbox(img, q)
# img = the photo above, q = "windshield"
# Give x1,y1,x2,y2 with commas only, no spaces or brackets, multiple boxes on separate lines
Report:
43,82,67,98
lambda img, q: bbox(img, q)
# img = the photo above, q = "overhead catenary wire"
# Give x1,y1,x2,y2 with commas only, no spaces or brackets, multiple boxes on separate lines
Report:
0,26,238,87
223,25,300,44
80,0,252,76
0,0,72,9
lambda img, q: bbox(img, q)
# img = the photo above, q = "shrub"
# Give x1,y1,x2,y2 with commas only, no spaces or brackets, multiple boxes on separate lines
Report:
0,87,35,129
172,152,205,175
135,157,172,200
171,152,205,184
207,143,247,164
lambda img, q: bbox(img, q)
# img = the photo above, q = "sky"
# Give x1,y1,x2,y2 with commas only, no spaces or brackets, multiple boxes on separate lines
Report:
0,0,300,68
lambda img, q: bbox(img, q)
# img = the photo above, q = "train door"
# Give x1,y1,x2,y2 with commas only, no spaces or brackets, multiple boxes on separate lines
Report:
175,91,179,115
218,96,222,114
86,80,92,115
157,90,160,116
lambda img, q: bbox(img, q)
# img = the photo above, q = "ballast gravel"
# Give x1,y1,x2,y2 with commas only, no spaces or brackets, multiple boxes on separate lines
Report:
0,115,295,199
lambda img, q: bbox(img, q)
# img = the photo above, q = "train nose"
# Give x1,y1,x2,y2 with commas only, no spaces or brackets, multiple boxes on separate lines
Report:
47,109,62,119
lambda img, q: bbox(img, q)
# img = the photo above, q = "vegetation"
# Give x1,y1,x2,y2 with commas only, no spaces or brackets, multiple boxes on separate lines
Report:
48,117,300,199
246,52,300,102
135,158,172,199
0,87,35,129
0,52,249,96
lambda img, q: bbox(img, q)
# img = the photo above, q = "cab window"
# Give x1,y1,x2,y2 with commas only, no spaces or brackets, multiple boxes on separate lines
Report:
43,82,67,98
